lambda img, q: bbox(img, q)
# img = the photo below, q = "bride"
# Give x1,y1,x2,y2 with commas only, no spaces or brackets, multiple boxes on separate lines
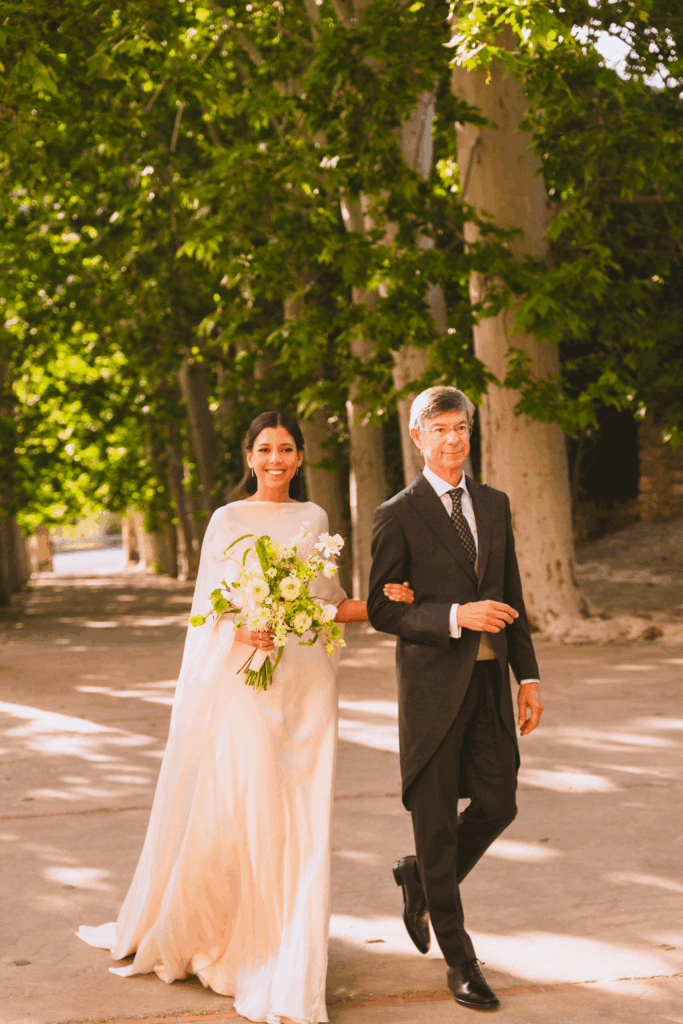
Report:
78,410,413,1024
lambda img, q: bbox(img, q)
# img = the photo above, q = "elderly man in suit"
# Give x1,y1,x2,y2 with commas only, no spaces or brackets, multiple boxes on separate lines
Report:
368,385,543,1011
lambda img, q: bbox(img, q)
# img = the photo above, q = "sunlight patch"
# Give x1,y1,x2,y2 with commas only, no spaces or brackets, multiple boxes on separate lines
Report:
470,930,674,984
606,872,683,895
338,699,398,719
44,865,112,891
485,838,562,862
337,717,399,754
519,767,618,792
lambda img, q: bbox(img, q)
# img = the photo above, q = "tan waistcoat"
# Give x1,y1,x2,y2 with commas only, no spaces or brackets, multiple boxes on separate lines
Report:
474,552,497,661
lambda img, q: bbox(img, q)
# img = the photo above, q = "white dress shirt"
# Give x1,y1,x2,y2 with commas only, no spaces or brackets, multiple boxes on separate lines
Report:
422,465,475,639
422,465,539,686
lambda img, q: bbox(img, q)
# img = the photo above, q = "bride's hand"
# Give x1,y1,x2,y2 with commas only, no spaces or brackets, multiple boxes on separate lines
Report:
235,626,275,651
383,581,415,604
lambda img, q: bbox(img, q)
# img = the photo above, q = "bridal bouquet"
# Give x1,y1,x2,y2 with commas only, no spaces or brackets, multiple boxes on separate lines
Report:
190,524,345,690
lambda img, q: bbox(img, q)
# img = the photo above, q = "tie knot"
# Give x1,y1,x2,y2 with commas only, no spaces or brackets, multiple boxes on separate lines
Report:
448,488,463,505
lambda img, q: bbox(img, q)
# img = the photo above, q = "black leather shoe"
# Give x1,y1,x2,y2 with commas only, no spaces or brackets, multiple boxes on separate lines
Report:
392,855,430,954
447,960,500,1010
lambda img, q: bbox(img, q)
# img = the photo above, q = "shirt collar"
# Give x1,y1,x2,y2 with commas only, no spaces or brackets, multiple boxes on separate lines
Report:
422,464,469,499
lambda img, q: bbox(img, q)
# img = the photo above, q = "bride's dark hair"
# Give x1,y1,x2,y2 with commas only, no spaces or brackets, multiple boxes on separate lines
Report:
230,410,305,501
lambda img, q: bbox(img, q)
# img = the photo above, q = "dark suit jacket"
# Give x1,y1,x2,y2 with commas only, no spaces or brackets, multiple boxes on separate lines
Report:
367,472,539,806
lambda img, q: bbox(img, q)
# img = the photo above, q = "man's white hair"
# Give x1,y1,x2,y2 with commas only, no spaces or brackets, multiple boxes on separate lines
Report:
409,386,475,431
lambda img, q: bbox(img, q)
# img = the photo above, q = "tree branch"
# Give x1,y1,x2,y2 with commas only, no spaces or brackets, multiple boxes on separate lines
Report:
632,250,682,258
235,29,265,66
329,0,354,28
144,78,168,114
170,101,186,153
203,113,221,146
303,0,322,37
606,195,667,204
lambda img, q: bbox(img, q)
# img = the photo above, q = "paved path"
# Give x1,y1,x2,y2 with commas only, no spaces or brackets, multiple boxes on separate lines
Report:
1,570,682,1024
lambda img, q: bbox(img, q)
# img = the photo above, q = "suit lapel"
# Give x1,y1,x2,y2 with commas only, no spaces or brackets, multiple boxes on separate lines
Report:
407,473,478,584
468,477,491,584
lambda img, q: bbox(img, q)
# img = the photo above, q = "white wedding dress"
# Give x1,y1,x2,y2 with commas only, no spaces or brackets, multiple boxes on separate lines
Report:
78,500,346,1024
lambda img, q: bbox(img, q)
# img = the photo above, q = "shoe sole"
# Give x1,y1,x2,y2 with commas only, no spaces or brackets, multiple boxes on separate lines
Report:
392,861,430,955
453,995,500,1011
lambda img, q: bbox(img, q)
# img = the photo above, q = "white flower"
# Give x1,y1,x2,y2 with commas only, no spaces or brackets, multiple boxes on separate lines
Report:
266,567,277,578
318,603,338,624
321,561,337,578
314,532,344,559
279,576,301,600
245,605,271,629
286,521,312,549
292,611,313,633
230,590,245,609
243,577,270,603
273,630,288,648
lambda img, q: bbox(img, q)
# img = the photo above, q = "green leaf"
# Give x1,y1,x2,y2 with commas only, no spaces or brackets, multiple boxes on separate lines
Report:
254,536,270,574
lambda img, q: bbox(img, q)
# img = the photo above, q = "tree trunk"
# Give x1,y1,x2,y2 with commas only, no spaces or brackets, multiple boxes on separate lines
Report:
215,363,237,500
301,409,347,554
283,295,351,592
0,521,14,605
452,34,582,629
392,93,441,484
391,94,475,483
347,326,388,600
165,438,200,581
301,408,352,594
339,198,389,598
121,516,139,567
178,358,221,519
34,525,53,572
137,522,177,576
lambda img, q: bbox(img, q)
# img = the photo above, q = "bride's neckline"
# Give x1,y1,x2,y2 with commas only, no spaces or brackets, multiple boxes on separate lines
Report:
236,499,314,506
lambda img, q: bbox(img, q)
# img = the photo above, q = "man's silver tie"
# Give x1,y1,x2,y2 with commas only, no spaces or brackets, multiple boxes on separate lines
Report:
447,488,477,565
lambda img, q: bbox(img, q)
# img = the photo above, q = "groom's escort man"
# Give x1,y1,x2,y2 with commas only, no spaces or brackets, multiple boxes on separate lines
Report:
368,386,544,1011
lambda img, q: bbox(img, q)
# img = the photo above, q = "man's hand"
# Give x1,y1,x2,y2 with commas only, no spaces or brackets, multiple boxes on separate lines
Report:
518,682,543,736
456,600,518,633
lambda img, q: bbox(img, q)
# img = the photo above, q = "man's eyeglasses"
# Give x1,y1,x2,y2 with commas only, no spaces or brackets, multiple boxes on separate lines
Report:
419,424,471,439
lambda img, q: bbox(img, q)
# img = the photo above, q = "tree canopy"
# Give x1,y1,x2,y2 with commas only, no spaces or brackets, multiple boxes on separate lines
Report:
1,0,681,546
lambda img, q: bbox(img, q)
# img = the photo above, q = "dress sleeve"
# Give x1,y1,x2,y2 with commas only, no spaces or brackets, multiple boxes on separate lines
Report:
307,507,347,607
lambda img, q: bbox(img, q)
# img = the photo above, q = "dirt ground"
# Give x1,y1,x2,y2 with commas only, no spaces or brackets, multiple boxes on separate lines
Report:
1,554,682,1024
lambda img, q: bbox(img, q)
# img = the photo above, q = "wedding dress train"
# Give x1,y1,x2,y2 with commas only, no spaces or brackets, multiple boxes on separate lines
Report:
78,501,346,1024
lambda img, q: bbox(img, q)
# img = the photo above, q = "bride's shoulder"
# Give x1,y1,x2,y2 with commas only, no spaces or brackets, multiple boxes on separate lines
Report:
205,502,246,536
298,501,329,528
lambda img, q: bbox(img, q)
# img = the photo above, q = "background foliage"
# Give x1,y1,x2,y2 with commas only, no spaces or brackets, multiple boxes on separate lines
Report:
1,0,680,545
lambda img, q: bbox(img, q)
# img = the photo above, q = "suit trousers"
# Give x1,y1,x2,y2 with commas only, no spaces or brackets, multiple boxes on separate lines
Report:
406,660,518,966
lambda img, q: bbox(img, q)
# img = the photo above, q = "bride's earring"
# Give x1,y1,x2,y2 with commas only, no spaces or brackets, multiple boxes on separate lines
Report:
296,465,300,476
251,467,255,477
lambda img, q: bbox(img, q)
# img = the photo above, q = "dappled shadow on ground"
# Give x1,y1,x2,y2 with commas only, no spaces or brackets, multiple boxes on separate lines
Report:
0,574,682,1024
329,631,683,1020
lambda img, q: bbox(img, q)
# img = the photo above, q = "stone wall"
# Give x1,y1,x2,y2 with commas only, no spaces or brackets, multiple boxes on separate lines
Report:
638,418,683,522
